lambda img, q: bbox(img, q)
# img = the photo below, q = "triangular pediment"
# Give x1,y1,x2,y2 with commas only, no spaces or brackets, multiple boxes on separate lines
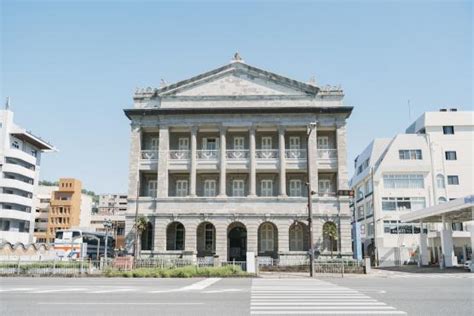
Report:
157,62,319,97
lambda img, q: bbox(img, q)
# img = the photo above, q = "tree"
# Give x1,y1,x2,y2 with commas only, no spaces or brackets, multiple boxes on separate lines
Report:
135,216,149,258
323,221,338,258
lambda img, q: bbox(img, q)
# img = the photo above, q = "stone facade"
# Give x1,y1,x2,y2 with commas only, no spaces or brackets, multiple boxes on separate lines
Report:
123,58,353,262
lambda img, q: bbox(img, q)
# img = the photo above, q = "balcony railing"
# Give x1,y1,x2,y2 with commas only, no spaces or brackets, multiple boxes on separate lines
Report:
141,150,158,160
226,149,249,160
317,149,337,159
169,150,190,160
285,149,307,159
256,149,278,159
196,150,219,160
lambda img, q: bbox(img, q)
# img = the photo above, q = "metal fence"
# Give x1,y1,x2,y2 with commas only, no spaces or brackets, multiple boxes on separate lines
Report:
0,259,108,276
257,257,365,276
221,260,247,271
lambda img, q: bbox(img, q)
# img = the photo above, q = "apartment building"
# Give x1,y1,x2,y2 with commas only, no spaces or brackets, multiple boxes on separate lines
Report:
350,109,473,266
90,194,127,249
0,100,55,244
97,194,127,214
34,179,92,243
123,55,353,263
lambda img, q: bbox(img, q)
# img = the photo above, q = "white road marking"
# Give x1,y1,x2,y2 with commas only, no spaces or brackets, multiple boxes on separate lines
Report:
38,302,204,305
149,277,222,293
0,288,35,292
32,288,88,294
90,288,137,293
203,289,244,293
250,279,406,315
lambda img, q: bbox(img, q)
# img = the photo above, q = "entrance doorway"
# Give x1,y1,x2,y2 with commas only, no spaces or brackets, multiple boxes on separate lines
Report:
228,222,247,261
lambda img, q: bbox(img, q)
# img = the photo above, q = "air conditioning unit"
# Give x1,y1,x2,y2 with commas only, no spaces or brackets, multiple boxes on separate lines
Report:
440,109,447,112
450,108,458,112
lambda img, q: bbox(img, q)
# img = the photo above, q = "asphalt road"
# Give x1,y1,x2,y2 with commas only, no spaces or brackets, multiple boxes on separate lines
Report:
1,274,472,315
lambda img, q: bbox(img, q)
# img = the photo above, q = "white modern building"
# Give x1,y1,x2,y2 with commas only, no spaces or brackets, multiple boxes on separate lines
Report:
350,109,473,266
97,194,128,214
0,99,55,244
123,55,354,263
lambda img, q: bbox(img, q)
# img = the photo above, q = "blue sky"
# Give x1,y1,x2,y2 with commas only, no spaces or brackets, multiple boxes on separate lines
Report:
1,0,472,194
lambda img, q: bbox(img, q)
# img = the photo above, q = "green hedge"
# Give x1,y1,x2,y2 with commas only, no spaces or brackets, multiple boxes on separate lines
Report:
105,265,249,278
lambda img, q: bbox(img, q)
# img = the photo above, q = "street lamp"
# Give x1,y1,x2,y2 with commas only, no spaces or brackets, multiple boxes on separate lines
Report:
103,219,113,265
306,122,317,277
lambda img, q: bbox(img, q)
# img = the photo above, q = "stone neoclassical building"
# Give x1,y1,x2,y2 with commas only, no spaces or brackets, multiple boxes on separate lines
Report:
123,55,353,263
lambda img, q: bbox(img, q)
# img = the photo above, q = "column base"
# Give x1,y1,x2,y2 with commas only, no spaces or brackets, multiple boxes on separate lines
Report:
278,194,288,198
247,194,257,198
217,194,227,198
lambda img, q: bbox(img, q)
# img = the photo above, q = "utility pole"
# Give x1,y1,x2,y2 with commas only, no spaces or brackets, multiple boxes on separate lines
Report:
306,122,317,278
104,219,112,266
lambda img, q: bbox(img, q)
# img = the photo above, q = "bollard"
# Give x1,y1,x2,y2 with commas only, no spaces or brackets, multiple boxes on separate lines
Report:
364,257,371,274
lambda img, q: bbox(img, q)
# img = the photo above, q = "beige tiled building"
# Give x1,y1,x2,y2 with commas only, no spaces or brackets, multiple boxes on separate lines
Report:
124,56,353,263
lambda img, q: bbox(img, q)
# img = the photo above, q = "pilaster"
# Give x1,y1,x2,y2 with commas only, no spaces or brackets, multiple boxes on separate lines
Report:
218,126,227,197
278,126,287,197
157,125,169,198
249,126,257,197
190,126,198,197
336,122,349,190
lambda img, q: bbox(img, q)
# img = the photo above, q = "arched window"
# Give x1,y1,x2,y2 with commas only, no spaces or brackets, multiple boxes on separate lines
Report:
438,197,447,204
167,222,185,250
141,222,153,250
204,223,215,252
289,222,308,251
322,221,338,254
260,223,274,252
437,174,445,189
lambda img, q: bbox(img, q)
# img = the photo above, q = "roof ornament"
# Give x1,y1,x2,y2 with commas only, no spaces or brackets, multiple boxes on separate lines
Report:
5,97,10,110
231,52,244,63
160,79,168,87
308,76,318,87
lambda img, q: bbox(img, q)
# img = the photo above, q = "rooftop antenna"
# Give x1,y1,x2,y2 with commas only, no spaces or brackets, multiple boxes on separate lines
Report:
5,97,10,110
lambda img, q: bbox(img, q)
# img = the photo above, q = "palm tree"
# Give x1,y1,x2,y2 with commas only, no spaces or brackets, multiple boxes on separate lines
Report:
135,216,149,258
323,222,338,258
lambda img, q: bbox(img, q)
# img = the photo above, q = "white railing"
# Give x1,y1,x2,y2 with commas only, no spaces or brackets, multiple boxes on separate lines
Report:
256,149,278,159
317,149,337,159
169,150,190,160
285,149,307,159
196,150,219,160
141,150,158,160
226,149,249,160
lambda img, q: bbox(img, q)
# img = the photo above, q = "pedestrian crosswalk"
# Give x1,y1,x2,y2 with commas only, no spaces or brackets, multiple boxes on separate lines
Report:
382,273,474,279
250,279,406,315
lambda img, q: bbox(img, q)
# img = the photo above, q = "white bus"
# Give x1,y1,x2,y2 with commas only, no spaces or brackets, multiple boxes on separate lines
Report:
54,229,115,260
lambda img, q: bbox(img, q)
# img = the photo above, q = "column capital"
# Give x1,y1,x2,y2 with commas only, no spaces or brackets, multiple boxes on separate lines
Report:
219,125,227,133
249,125,257,133
278,125,286,134
191,126,199,134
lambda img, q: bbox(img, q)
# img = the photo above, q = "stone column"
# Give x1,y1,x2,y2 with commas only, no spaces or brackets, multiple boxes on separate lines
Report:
440,215,455,268
215,219,228,261
308,125,318,193
249,126,257,197
128,125,142,198
419,221,429,266
336,122,349,190
190,126,198,197
278,126,287,197
219,126,227,197
157,125,169,198
153,217,167,251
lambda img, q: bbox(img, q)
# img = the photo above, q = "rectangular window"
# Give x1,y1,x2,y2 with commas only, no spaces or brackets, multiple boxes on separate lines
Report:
178,138,189,151
317,136,329,149
11,140,20,149
318,179,332,195
445,151,457,160
357,205,364,219
261,137,272,150
399,150,422,160
447,175,459,185
289,137,300,150
232,180,245,197
147,180,157,198
202,138,218,150
443,126,454,135
260,180,273,197
367,222,374,237
383,174,424,189
176,180,188,197
289,179,302,197
233,137,244,150
203,179,216,197
150,138,159,151
382,197,426,211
